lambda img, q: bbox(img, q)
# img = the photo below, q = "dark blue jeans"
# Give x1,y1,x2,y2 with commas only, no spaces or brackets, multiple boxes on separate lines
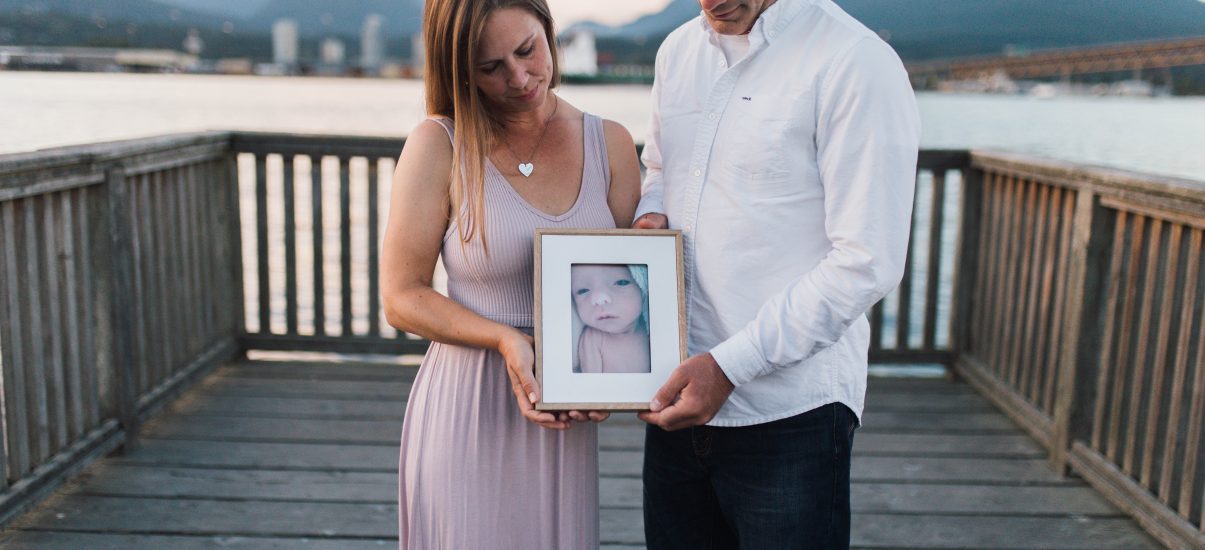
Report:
643,403,858,550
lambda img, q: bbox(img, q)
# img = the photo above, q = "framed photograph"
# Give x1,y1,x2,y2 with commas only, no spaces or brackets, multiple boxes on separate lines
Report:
534,229,686,411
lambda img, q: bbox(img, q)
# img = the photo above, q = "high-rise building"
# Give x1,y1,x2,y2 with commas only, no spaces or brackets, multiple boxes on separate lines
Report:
411,32,425,77
321,38,346,66
560,30,598,77
272,19,298,66
361,14,384,72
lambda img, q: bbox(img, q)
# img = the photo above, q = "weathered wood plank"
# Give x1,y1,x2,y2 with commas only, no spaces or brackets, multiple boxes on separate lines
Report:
896,179,916,349
58,191,84,443
597,450,1075,484
216,361,418,381
254,155,270,334
367,159,381,337
65,463,396,503
1018,182,1049,405
599,477,1118,515
1124,218,1163,477
1092,208,1129,450
9,495,397,538
1107,214,1146,463
851,512,1158,549
309,156,326,336
0,199,26,482
0,531,394,550
283,155,298,336
195,377,411,399
1141,223,1181,488
1161,228,1200,507
599,508,645,545
75,187,99,431
152,170,174,388
43,192,68,453
115,439,396,471
23,195,52,465
339,158,353,337
923,170,946,350
133,175,153,395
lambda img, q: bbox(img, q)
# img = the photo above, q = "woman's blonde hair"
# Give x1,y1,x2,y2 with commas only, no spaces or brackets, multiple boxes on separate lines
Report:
423,0,561,249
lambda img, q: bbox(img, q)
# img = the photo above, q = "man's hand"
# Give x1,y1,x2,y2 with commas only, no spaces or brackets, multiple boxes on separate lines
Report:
638,353,735,431
632,213,668,230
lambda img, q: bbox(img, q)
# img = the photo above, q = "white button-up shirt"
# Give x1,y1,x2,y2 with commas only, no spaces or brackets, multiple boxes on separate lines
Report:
636,0,921,426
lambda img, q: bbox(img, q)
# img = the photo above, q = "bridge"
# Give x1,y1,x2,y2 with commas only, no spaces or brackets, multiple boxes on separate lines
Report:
0,133,1202,548
907,35,1205,83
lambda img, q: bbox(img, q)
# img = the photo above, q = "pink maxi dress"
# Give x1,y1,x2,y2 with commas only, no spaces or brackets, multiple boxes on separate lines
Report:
398,114,616,549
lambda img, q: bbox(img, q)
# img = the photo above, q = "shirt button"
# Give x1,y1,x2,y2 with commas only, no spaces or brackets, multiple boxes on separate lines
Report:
692,169,702,177
684,224,693,232
708,112,717,120
718,60,725,67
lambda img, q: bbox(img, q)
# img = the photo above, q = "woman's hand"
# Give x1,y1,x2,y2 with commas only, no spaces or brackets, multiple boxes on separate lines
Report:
498,329,570,430
498,330,611,427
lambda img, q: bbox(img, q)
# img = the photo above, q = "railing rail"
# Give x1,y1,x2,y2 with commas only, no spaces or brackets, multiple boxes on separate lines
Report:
0,132,1201,548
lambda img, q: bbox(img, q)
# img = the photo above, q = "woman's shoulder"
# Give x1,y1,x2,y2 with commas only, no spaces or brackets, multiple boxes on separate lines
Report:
400,118,454,160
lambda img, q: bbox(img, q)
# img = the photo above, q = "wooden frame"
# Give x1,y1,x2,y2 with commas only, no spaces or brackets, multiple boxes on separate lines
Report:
533,228,686,411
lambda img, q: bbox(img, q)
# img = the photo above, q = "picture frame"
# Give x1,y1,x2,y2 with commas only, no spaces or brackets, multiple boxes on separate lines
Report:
534,228,686,411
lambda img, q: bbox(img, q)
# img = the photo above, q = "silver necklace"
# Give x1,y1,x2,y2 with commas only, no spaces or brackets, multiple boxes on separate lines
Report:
503,96,559,177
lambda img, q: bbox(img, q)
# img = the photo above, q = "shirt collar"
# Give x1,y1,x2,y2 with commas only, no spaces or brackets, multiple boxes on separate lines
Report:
696,0,811,46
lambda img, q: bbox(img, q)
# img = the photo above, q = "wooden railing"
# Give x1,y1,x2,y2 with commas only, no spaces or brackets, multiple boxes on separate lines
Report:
228,133,425,357
953,152,1204,549
0,133,242,525
0,133,1200,547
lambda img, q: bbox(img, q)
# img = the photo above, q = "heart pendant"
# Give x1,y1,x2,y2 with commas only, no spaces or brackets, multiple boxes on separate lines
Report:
518,163,534,177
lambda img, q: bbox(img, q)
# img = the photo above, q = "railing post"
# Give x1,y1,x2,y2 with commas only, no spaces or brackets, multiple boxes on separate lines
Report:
1050,189,1110,472
950,165,984,379
98,165,141,452
223,152,248,349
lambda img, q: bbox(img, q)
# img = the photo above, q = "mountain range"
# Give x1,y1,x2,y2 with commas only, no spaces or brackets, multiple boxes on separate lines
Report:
2,0,1204,62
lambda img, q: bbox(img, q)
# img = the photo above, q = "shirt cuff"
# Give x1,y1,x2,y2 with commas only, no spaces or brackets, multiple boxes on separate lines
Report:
710,330,769,387
633,196,664,223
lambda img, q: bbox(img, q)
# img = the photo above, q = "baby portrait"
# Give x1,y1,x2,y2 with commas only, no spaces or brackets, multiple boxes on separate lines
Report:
570,263,652,374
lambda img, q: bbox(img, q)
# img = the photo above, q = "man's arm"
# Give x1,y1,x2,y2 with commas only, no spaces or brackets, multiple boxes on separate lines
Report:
632,46,668,229
710,38,921,386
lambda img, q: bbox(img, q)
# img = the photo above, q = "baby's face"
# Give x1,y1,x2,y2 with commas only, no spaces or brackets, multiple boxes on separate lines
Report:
571,265,643,334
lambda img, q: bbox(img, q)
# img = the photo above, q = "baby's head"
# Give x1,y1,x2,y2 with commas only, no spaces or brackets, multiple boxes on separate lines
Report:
571,264,648,334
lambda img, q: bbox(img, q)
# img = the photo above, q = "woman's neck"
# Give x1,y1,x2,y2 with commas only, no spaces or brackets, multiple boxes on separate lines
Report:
501,92,558,134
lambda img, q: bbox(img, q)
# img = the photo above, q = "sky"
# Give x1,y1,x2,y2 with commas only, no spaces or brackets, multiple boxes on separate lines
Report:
546,0,675,26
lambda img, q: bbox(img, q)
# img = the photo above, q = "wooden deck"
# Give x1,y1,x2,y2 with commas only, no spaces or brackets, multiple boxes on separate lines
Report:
0,358,1160,549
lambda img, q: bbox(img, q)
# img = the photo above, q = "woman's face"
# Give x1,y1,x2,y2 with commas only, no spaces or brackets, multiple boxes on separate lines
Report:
474,7,554,113
572,265,644,334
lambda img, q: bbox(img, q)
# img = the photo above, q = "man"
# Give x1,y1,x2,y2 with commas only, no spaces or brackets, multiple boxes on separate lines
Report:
633,0,920,547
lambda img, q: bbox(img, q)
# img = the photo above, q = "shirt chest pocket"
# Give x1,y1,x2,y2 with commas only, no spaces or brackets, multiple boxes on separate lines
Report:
718,89,816,184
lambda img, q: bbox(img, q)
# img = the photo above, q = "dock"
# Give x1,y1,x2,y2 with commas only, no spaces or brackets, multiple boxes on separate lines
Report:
0,133,1201,548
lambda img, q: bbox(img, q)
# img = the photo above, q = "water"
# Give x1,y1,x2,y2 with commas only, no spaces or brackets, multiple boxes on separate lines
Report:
2,71,1203,183
3,71,1201,352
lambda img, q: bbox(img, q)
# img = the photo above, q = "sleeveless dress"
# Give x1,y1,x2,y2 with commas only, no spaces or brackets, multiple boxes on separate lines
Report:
398,114,616,549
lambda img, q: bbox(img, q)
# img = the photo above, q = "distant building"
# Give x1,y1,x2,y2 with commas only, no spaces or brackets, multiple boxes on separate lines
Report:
272,19,299,66
560,30,598,77
183,28,204,56
321,38,346,66
411,33,425,77
361,14,384,73
0,46,196,73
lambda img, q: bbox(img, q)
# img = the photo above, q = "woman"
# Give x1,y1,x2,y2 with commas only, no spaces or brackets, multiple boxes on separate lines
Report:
380,0,642,547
